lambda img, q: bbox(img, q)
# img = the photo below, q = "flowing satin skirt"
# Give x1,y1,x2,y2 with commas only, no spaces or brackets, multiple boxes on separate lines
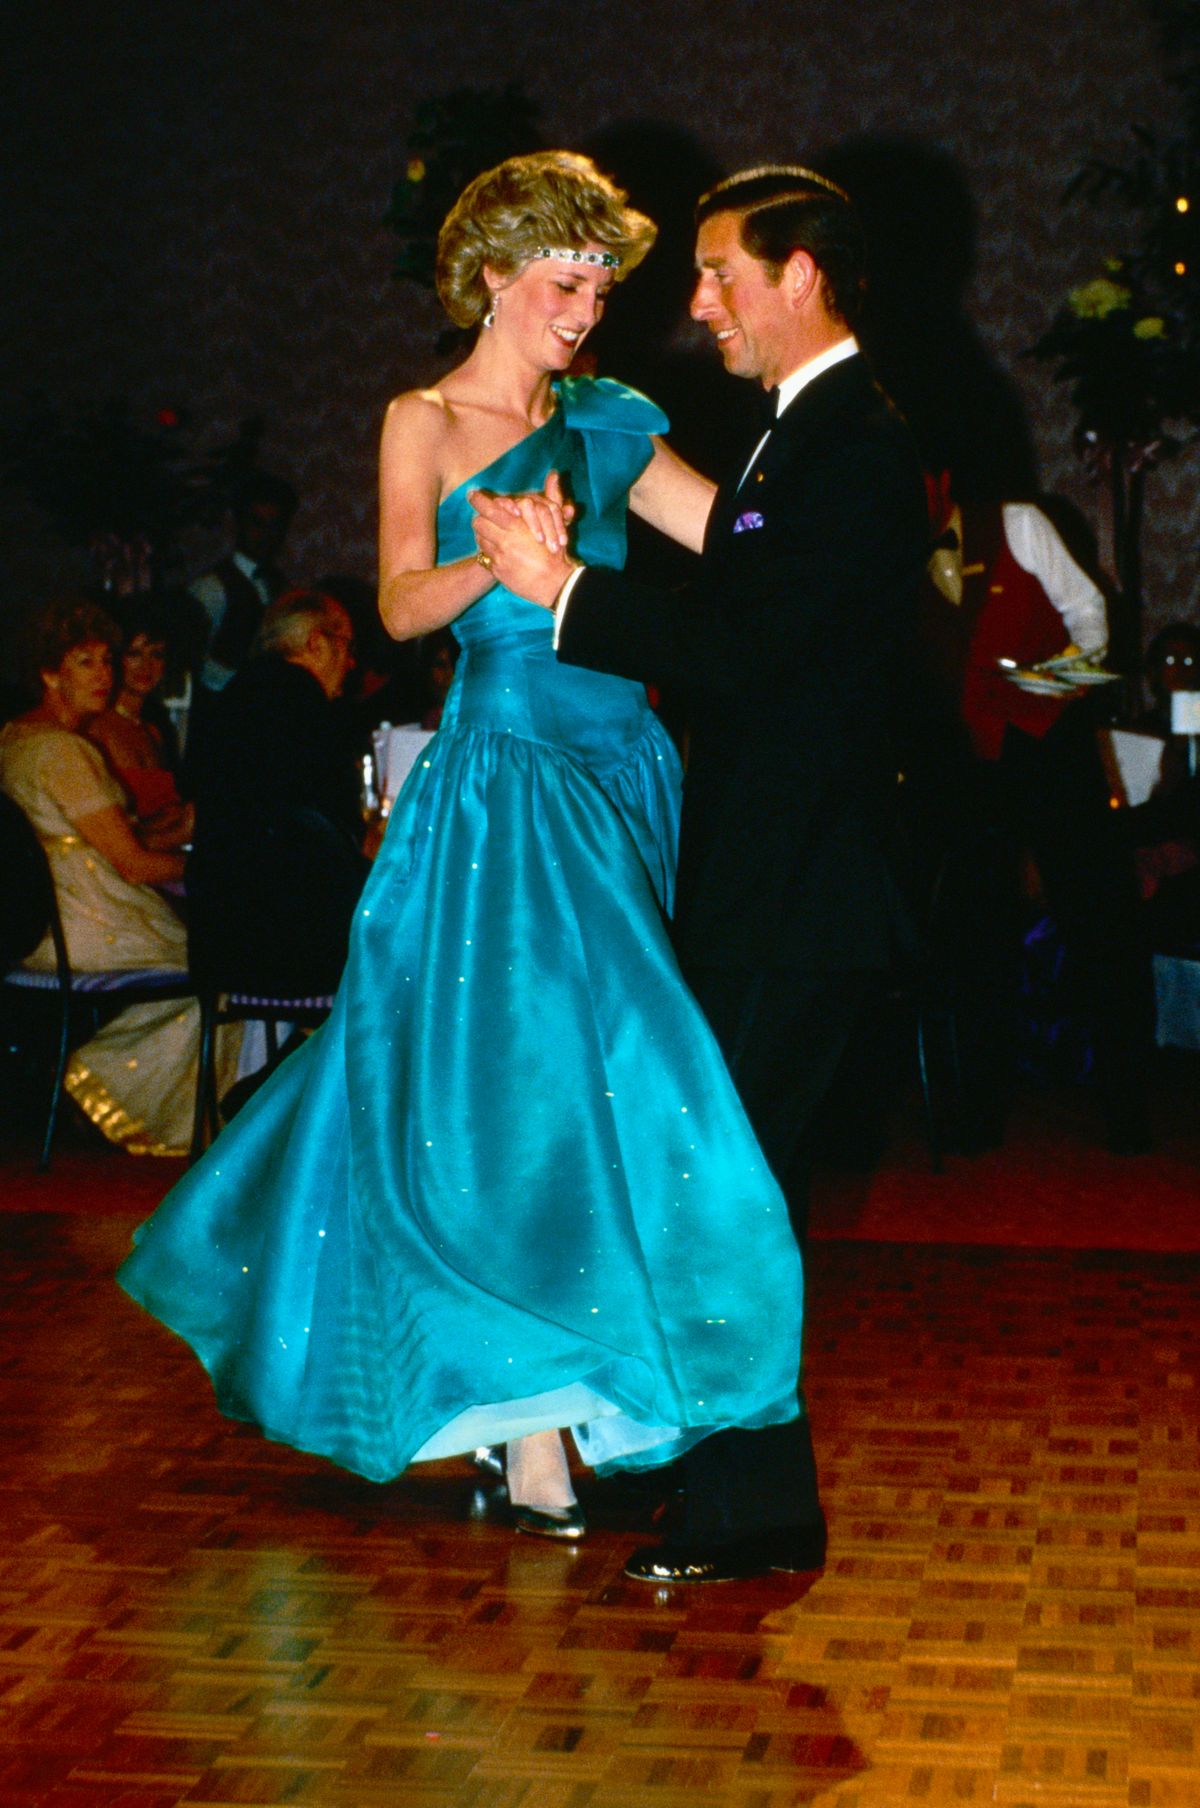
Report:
118,649,804,1483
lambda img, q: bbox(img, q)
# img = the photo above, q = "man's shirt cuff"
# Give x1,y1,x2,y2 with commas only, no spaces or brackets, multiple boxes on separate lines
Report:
551,564,586,650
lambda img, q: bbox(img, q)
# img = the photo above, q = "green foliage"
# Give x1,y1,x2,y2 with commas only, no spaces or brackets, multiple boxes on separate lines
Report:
1030,254,1199,449
1029,0,1200,453
383,85,543,290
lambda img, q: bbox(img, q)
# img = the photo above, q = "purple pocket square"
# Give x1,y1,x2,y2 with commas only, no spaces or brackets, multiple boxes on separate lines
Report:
733,510,765,534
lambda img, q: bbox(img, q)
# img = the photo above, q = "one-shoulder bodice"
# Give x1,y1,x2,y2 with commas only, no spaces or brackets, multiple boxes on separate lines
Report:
434,378,669,775
437,374,667,644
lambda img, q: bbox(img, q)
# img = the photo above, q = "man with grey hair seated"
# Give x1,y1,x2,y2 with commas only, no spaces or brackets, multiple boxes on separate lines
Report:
188,588,371,998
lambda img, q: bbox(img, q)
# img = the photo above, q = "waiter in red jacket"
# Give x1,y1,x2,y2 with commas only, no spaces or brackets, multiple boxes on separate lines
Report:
921,473,1154,1154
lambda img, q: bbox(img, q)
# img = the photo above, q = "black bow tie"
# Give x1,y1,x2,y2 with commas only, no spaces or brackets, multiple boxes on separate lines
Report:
756,385,781,429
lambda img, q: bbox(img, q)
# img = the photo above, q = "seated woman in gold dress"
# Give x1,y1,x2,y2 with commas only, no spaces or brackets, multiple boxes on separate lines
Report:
0,596,236,1153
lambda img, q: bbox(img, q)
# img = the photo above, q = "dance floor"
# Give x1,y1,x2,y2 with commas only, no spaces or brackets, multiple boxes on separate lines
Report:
2,1067,1199,1807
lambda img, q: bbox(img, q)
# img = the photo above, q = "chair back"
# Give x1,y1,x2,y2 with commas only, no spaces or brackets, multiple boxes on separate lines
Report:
0,793,59,968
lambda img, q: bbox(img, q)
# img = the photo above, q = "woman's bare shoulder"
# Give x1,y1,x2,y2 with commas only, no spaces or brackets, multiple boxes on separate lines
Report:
381,385,454,447
380,379,507,509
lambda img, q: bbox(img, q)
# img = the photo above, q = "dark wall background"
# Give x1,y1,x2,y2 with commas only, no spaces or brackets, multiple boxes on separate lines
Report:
2,0,1194,649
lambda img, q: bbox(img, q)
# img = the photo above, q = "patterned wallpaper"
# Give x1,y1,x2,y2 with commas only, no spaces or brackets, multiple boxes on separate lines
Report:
2,0,1195,654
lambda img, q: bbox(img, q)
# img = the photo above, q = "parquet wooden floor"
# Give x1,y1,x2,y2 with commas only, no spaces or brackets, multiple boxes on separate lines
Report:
3,1210,1199,1807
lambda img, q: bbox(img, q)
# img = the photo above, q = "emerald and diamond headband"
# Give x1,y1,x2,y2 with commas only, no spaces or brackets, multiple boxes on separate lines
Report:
531,247,621,268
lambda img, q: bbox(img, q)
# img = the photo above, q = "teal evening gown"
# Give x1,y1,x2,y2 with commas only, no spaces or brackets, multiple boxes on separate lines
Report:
118,377,804,1483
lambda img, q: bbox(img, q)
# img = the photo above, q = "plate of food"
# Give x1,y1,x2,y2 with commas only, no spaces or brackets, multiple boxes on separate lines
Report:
1005,669,1083,695
1049,663,1120,685
997,650,1120,693
1033,646,1121,684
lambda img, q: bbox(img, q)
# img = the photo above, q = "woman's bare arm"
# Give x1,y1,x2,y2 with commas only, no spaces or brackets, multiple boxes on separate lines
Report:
377,390,495,641
629,438,716,555
72,804,185,886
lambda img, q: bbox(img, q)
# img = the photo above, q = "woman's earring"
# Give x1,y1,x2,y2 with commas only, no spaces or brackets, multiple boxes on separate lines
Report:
482,293,497,330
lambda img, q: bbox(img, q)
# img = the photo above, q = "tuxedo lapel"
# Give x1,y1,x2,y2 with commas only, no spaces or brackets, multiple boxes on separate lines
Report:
702,356,877,559
755,356,877,483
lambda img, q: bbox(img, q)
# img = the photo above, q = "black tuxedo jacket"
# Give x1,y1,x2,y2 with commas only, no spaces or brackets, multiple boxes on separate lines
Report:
187,656,369,992
558,355,928,972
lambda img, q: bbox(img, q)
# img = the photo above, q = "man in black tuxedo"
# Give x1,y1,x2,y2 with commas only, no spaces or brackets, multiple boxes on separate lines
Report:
189,473,298,695
188,589,370,998
473,166,928,1582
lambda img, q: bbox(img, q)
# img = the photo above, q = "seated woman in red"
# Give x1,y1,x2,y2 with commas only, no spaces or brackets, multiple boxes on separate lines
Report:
89,599,193,848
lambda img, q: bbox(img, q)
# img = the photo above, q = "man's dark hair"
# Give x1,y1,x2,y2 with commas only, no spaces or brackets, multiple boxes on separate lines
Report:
696,163,867,332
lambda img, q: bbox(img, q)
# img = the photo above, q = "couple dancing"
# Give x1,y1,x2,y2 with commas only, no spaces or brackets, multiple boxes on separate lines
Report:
119,152,926,1583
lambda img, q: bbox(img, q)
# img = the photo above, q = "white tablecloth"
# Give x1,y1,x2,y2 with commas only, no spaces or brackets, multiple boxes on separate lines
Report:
372,725,435,804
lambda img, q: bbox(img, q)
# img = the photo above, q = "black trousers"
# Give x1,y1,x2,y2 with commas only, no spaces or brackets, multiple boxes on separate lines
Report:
673,962,872,1543
956,713,1155,1141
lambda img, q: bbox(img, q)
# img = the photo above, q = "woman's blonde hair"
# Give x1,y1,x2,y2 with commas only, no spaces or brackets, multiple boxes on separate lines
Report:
436,151,657,329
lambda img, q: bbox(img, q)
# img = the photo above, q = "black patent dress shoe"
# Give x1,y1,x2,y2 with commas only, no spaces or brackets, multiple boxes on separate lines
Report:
624,1518,826,1583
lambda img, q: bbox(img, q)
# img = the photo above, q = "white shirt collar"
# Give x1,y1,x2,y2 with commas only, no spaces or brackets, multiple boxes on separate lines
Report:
774,336,859,417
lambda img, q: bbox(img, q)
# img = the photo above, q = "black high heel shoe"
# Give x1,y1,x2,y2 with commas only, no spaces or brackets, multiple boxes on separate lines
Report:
474,1445,587,1539
511,1501,588,1541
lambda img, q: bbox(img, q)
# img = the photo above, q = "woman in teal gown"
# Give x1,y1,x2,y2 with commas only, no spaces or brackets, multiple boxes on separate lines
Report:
118,152,805,1530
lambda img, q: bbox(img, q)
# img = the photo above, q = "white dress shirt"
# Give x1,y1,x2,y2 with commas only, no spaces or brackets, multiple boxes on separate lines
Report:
735,335,859,490
1000,504,1108,656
